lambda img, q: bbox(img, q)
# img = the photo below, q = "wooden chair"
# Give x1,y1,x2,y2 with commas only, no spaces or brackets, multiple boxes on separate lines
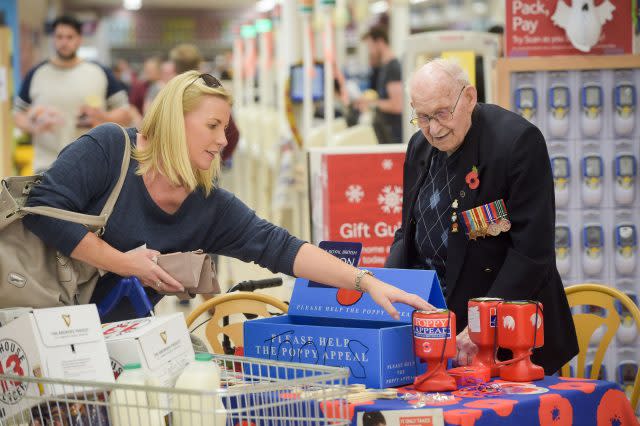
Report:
186,293,288,355
561,283,640,410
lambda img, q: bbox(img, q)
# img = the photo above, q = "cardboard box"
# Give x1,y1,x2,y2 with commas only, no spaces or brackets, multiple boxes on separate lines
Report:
0,307,31,327
102,313,194,410
0,304,113,419
244,267,446,388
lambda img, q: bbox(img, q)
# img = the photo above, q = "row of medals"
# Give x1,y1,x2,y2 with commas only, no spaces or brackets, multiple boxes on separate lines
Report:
449,199,511,240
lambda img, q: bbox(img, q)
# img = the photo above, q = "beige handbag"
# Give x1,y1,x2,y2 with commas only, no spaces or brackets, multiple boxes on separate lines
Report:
0,126,131,308
156,250,221,299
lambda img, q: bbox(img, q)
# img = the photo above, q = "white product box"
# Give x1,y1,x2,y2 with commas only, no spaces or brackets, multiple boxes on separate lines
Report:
0,304,114,419
102,313,194,410
0,307,32,327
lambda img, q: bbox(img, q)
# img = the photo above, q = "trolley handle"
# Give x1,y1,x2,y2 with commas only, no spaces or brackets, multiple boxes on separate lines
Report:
221,277,285,355
97,277,154,319
228,277,283,293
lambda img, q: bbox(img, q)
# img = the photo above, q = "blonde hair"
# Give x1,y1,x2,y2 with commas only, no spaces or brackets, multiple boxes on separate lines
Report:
135,70,232,195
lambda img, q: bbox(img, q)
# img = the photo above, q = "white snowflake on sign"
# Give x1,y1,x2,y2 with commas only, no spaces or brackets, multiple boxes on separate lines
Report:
381,159,394,170
345,184,365,203
378,185,403,214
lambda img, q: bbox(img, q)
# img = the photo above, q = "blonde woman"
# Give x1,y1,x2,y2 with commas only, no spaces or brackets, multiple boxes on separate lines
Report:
24,71,433,321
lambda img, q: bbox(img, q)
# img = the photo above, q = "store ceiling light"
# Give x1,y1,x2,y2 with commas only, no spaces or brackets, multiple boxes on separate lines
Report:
256,0,276,13
410,0,430,4
369,0,388,14
123,0,141,10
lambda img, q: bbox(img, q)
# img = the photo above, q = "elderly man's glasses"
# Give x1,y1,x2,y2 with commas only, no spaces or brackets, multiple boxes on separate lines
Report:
410,85,466,127
186,73,222,91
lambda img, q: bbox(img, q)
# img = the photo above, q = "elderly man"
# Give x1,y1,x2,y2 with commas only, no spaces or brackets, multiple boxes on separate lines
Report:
386,58,578,374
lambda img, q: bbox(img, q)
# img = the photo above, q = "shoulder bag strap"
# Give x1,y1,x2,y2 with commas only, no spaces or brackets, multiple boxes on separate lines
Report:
20,125,132,231
96,125,131,219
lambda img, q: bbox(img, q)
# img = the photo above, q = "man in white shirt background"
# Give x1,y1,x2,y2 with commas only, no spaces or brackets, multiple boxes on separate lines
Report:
14,15,131,172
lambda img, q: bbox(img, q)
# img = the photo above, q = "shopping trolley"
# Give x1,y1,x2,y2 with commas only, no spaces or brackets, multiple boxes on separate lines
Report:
0,353,350,425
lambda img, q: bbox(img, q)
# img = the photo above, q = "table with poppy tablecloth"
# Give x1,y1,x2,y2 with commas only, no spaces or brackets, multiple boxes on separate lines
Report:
346,376,638,426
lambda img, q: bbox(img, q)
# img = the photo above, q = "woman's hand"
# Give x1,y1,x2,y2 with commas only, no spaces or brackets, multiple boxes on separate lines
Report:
455,327,478,366
362,276,436,320
122,249,184,293
70,234,184,292
291,243,436,320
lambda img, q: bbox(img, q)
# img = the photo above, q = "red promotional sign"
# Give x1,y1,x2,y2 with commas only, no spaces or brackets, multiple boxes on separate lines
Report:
506,0,632,57
322,152,405,267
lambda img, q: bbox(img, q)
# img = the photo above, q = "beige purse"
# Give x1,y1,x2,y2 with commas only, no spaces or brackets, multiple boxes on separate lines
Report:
156,250,221,299
0,126,131,308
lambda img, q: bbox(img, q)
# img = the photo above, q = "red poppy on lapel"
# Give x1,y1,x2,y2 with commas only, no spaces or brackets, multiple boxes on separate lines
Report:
466,166,480,190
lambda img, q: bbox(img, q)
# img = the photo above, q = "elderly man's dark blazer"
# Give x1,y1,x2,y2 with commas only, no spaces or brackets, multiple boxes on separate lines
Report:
386,103,578,374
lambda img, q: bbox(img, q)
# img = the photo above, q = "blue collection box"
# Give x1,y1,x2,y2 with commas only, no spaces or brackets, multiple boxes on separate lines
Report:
244,267,446,388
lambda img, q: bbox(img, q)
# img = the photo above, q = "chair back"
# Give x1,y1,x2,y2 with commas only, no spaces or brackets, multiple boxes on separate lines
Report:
331,124,378,147
562,283,640,410
307,118,348,148
186,292,288,355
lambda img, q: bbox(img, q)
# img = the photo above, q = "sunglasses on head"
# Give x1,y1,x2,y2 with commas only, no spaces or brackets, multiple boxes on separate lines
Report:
186,73,222,91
